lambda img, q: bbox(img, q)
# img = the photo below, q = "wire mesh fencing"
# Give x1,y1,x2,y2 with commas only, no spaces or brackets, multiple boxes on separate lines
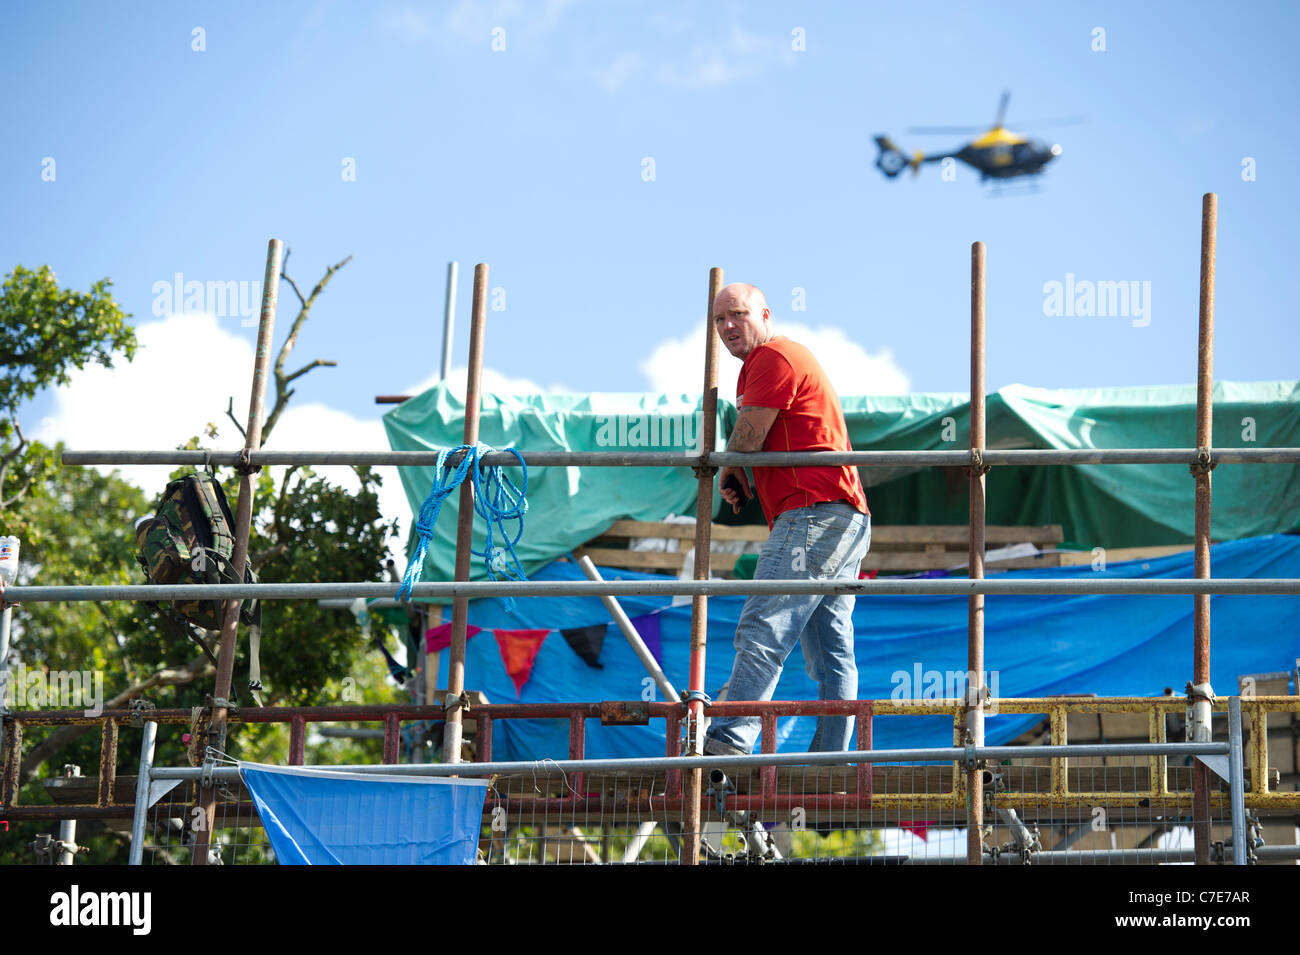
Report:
138,777,275,865
469,743,1250,864
113,694,1294,865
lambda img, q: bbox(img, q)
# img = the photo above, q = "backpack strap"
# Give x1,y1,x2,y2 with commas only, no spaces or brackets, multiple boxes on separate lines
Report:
247,600,263,706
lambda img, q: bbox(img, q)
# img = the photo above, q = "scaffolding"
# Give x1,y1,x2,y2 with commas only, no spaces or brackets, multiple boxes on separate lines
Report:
4,193,1300,865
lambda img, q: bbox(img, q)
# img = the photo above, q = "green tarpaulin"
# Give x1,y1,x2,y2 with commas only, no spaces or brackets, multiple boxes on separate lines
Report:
383,380,1300,586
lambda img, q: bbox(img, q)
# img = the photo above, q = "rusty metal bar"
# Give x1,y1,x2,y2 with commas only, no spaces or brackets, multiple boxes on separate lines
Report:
196,238,282,865
568,712,586,795
383,713,400,764
443,263,489,767
856,702,873,800
476,713,493,763
759,712,778,800
97,720,118,807
1191,192,1217,865
1147,707,1168,797
1250,700,1269,794
681,266,722,866
3,719,21,807
1049,705,1068,798
2,695,1293,728
289,717,306,765
967,239,987,866
664,709,682,798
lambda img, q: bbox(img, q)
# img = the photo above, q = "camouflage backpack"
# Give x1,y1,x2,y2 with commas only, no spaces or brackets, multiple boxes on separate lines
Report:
136,472,263,697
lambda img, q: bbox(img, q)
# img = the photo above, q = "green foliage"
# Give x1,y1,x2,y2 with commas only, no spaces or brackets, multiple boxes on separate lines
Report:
0,265,135,510
0,264,136,416
0,261,407,863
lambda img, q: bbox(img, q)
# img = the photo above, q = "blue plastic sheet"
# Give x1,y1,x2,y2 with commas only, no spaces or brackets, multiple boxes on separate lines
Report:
239,763,489,865
432,534,1300,759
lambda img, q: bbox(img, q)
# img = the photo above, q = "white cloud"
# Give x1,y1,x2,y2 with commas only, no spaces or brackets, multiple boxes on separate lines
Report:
377,5,434,38
34,311,411,567
444,0,576,40
655,27,795,89
639,321,910,401
594,52,642,92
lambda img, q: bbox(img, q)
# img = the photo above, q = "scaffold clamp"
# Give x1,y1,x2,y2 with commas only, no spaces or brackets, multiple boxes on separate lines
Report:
127,698,157,728
964,448,992,478
1190,446,1217,475
680,689,712,706
235,447,261,475
444,690,470,714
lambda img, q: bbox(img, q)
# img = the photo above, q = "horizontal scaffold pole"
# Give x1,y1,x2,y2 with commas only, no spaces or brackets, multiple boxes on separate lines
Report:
5,578,1300,604
59,447,1300,468
148,739,1230,781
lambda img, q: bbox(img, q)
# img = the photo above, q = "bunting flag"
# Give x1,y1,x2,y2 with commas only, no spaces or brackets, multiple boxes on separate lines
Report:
493,628,551,696
425,622,482,654
628,613,662,663
560,623,607,669
899,820,935,842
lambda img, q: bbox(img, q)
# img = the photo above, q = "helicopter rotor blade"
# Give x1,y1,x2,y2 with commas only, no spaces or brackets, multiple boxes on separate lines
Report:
994,90,1010,128
906,125,985,135
1008,116,1088,129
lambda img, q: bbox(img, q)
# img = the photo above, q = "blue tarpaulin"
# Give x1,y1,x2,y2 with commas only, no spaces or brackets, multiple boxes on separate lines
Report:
239,763,489,865
431,534,1300,760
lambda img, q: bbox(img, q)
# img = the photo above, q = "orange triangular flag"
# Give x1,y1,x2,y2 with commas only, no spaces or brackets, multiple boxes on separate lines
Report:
493,629,550,697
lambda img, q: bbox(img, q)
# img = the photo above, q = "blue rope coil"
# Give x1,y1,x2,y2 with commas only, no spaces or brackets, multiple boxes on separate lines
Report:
396,443,529,609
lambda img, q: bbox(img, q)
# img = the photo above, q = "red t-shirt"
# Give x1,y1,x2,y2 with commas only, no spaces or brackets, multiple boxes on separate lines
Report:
735,336,869,528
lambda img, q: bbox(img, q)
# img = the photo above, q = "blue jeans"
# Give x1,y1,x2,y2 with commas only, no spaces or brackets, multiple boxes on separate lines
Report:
705,501,871,756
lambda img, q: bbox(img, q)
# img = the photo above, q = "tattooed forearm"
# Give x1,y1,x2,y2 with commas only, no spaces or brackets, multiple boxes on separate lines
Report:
727,406,778,452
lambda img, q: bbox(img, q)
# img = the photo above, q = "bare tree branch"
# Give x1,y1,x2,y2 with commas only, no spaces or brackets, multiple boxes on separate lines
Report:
285,359,338,385
280,249,306,308
225,397,247,440
0,419,29,509
261,253,352,446
19,654,216,787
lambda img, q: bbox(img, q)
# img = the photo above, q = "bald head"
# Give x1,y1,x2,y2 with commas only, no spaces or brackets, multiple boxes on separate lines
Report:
713,283,773,359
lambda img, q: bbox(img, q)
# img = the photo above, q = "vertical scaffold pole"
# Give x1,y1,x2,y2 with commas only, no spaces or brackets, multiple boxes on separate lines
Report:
194,238,282,865
681,266,722,865
967,241,987,867
442,263,489,765
1192,193,1217,865
441,261,458,383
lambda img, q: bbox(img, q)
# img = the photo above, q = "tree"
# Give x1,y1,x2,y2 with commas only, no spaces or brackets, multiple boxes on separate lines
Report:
0,265,136,510
0,256,405,864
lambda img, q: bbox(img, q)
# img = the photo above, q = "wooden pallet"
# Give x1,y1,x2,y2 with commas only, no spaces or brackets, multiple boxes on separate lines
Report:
576,520,1069,575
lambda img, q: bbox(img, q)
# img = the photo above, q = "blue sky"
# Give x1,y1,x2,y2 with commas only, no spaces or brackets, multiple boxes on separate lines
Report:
4,0,1297,510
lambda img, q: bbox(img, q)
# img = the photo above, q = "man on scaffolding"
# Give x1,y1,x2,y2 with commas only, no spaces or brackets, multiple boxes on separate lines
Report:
704,283,871,757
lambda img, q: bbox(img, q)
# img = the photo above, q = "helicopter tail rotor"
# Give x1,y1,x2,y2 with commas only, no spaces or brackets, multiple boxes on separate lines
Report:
873,135,919,178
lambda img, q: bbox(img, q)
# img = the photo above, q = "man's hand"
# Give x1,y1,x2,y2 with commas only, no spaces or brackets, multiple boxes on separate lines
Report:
719,405,778,514
718,466,753,514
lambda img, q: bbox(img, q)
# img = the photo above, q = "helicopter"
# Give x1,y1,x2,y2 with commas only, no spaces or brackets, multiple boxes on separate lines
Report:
874,92,1079,184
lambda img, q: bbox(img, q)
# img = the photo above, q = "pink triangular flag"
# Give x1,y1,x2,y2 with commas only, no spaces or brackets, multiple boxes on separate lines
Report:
425,622,482,654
